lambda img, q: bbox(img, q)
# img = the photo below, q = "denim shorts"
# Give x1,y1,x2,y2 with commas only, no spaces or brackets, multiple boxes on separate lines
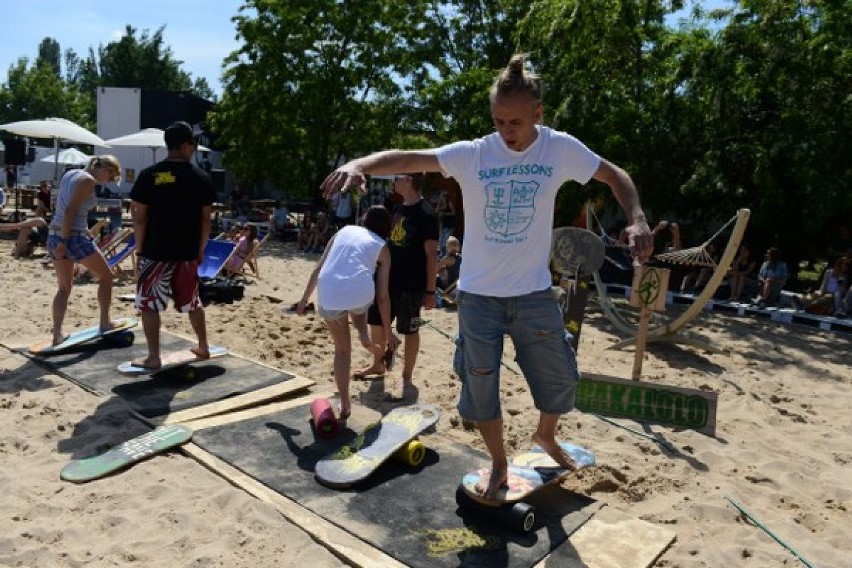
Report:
453,288,579,422
318,301,371,322
47,234,98,262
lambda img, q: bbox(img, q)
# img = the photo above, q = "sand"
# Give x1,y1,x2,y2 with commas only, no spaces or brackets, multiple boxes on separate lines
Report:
0,236,849,568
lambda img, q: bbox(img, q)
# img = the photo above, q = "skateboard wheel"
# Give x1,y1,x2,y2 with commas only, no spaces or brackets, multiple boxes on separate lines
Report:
184,367,197,381
119,331,135,346
393,439,426,467
507,502,536,533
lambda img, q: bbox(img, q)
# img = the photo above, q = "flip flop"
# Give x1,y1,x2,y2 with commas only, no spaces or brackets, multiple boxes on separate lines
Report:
382,346,397,372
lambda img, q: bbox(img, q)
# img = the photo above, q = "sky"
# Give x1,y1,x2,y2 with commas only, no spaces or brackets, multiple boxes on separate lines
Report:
0,0,245,97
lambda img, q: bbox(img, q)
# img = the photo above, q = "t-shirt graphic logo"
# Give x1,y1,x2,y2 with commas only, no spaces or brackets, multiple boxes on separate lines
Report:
154,172,177,185
484,180,539,237
389,217,407,247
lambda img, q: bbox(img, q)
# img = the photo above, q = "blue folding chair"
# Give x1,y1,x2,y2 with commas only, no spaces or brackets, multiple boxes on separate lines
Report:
198,239,238,279
107,234,137,277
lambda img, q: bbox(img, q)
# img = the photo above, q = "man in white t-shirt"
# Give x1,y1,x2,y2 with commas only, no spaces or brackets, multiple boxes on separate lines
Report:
320,54,654,499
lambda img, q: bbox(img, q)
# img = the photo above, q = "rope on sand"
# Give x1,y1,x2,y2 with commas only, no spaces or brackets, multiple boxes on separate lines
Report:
422,320,521,376
724,495,815,568
593,414,676,452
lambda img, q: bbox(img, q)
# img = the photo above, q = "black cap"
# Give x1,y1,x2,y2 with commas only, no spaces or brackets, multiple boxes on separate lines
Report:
164,121,196,149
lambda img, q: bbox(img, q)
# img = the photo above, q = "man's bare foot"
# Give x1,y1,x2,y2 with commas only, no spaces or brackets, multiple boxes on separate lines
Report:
131,356,161,370
353,363,385,379
531,432,577,469
475,463,508,500
191,346,210,360
52,334,68,346
99,320,118,333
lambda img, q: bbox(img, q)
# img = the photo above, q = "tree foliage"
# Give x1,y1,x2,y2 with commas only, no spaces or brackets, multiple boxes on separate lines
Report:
0,26,214,129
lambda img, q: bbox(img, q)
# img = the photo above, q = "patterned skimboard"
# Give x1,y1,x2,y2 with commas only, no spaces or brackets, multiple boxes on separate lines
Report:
117,345,228,375
315,404,440,488
60,424,193,483
458,441,595,532
28,316,139,355
461,441,595,503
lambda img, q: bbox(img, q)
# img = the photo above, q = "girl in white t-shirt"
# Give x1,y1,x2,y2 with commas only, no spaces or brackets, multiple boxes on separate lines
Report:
296,206,400,419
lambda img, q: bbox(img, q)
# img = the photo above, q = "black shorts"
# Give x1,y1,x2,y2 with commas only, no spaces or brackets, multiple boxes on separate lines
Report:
367,289,424,335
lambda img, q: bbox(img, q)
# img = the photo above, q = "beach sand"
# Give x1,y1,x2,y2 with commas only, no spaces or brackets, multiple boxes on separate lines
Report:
0,237,849,567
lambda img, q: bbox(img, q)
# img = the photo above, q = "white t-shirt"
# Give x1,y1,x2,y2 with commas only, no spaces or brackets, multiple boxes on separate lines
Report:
435,126,600,297
317,225,385,310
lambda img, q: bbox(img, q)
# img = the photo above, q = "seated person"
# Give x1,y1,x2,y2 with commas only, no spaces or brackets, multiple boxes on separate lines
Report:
271,201,292,236
728,244,757,302
225,224,258,276
0,204,50,258
792,256,849,315
37,181,52,210
437,236,462,296
305,212,333,253
752,247,788,307
836,286,852,319
297,211,316,252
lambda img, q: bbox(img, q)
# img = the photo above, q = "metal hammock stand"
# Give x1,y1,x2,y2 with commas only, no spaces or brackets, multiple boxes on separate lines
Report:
587,207,751,352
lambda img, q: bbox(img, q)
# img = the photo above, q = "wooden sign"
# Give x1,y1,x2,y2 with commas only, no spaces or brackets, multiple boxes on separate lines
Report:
630,267,670,312
575,372,718,436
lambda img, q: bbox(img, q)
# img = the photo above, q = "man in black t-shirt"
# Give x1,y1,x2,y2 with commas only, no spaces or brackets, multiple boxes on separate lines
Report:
130,121,216,369
359,173,438,393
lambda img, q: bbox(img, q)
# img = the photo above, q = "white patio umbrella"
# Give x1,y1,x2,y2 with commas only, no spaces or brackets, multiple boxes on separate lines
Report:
39,147,91,166
0,117,107,182
102,128,210,165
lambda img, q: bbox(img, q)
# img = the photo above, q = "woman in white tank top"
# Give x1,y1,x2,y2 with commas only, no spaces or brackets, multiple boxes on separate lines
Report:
296,205,400,419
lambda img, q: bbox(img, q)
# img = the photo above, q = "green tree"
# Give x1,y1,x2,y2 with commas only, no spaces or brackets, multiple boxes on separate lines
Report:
0,59,88,125
678,0,852,267
210,0,430,197
36,38,61,78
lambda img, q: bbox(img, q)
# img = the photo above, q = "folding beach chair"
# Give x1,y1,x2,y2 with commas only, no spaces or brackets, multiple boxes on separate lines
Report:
107,234,137,278
198,238,238,279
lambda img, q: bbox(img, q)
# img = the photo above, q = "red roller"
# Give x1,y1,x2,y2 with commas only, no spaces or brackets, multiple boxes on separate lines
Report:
310,397,340,439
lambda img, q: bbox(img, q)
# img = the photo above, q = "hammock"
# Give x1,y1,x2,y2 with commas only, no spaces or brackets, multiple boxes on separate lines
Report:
654,213,740,268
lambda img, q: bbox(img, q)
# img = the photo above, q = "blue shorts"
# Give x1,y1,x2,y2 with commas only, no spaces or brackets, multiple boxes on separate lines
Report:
318,301,371,322
47,234,98,262
453,288,579,422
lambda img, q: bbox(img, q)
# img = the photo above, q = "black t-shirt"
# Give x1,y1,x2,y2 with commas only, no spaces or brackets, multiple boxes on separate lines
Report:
130,160,215,261
388,199,439,291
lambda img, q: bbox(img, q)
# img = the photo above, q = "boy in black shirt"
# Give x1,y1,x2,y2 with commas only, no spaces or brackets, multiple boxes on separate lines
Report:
357,173,438,393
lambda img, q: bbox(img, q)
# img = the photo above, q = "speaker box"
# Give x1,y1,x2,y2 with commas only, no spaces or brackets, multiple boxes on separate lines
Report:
3,139,26,165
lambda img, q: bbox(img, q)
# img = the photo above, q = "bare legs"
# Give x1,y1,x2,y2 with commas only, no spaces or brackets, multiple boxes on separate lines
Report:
326,312,378,420
51,251,114,345
134,307,209,369
355,324,416,385
474,412,576,499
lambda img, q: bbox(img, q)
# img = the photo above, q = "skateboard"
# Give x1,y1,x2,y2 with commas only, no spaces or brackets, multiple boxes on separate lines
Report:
117,345,228,378
60,424,193,483
28,316,139,355
457,441,596,533
551,227,605,351
315,403,441,488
